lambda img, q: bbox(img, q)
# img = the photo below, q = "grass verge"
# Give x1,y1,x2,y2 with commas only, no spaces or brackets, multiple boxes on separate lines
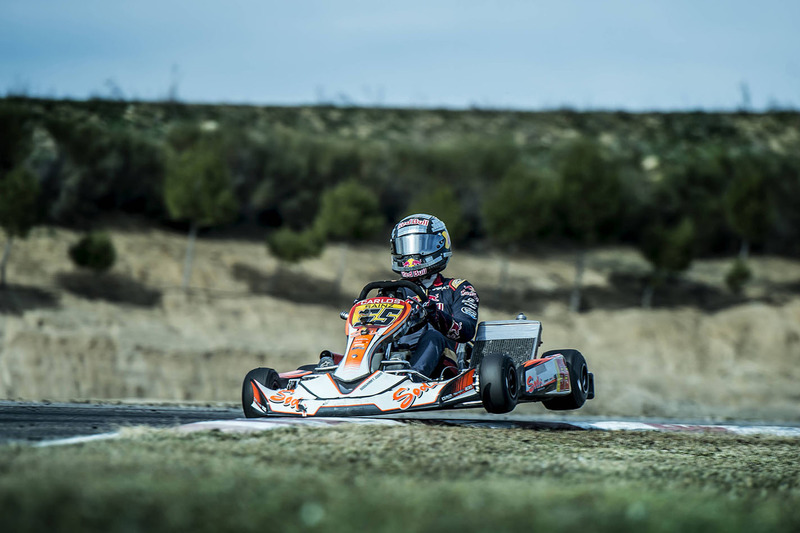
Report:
1,425,798,532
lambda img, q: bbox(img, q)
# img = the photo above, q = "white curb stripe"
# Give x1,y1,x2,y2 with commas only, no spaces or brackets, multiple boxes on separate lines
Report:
573,421,800,437
176,417,403,434
35,432,120,448
718,425,800,437
28,418,800,447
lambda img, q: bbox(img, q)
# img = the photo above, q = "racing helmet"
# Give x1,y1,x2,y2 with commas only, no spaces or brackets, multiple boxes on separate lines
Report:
390,214,452,279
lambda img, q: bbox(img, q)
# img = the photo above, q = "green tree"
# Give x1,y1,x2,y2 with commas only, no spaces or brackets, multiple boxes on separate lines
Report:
313,179,383,289
68,232,117,273
482,164,557,293
44,118,166,224
556,139,623,312
0,166,40,287
407,185,468,244
164,143,238,291
768,154,800,255
658,145,729,254
638,218,696,308
0,104,32,174
723,152,773,261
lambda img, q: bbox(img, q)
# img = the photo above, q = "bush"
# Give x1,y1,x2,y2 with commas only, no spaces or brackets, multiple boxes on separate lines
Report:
69,232,117,273
482,164,557,248
266,227,325,264
313,179,383,242
640,217,696,276
638,217,696,308
725,259,752,294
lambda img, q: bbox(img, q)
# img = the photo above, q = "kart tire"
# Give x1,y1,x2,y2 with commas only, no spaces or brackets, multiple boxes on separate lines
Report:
542,349,589,411
478,354,519,414
242,367,281,418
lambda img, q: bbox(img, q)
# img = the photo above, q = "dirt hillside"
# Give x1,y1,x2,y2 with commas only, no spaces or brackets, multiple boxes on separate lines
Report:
1,226,799,421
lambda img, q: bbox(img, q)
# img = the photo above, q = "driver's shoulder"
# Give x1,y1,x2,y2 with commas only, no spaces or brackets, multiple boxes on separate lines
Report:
439,276,478,295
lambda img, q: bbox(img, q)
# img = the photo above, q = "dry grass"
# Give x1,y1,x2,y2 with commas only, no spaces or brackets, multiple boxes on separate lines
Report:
1,425,798,532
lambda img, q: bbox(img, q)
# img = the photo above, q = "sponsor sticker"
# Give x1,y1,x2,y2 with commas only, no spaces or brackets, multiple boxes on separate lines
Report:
361,298,404,305
555,357,571,392
460,307,478,319
526,375,544,393
440,369,476,402
352,303,405,328
401,268,428,278
392,382,437,409
397,218,430,228
358,373,381,391
440,384,475,402
269,390,303,412
447,321,463,340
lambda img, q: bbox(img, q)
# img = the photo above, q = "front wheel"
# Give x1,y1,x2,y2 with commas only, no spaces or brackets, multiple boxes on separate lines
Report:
542,349,590,411
478,354,519,414
242,367,281,418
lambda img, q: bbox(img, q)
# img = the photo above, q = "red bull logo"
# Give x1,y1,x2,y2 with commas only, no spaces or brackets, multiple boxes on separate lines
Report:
403,258,422,268
397,218,430,229
401,268,427,278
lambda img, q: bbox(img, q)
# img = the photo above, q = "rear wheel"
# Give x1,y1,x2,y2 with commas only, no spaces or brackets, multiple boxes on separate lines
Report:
478,354,519,414
242,367,281,418
542,349,589,411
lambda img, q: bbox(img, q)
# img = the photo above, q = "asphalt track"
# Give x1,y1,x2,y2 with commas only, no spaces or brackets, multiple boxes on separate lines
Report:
0,401,241,443
3,401,800,445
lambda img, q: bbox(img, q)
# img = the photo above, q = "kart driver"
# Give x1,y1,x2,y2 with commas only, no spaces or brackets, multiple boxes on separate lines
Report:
388,214,480,377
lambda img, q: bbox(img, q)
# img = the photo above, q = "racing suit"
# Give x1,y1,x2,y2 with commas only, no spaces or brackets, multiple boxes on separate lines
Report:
397,274,480,377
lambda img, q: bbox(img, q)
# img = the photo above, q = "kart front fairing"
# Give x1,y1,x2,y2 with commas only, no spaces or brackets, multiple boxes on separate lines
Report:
252,369,470,417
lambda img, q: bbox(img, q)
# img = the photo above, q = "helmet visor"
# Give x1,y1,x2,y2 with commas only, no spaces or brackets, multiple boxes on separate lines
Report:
392,233,446,256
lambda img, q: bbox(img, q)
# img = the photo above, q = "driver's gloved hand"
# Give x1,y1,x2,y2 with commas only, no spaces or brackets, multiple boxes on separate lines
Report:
424,297,453,335
422,297,438,316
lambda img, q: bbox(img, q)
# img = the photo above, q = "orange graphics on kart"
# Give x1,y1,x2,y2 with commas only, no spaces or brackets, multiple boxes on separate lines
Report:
242,280,595,417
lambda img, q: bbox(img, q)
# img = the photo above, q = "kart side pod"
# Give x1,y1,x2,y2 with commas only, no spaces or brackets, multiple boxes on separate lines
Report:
471,319,544,402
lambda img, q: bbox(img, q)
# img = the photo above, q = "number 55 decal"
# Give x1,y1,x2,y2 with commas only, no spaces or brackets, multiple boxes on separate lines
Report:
359,306,402,326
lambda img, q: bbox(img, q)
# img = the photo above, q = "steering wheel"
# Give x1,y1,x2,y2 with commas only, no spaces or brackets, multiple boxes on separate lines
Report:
357,280,427,302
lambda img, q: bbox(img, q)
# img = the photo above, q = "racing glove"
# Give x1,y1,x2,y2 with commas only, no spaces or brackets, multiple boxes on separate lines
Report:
423,297,454,336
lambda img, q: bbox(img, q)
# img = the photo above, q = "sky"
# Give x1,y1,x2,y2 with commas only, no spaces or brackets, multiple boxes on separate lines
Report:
1,0,798,111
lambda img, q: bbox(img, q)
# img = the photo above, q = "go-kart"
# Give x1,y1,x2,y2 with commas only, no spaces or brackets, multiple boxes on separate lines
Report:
242,280,595,417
